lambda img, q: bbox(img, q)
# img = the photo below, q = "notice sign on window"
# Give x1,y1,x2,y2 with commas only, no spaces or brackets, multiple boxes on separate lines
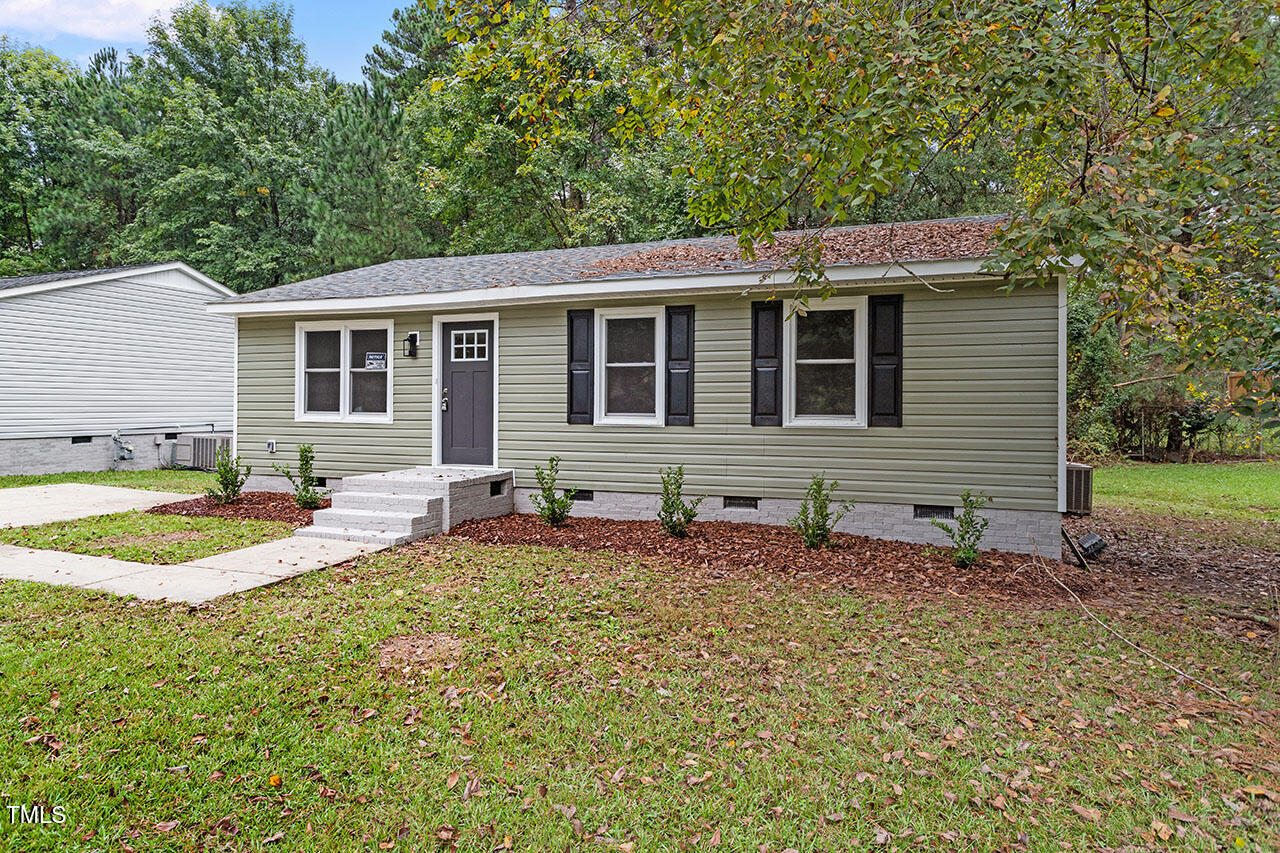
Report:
365,352,388,370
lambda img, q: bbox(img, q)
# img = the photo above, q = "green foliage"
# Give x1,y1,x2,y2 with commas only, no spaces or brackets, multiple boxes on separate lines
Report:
432,0,1280,400
308,81,439,271
656,465,703,537
530,456,574,527
273,444,330,510
364,2,455,101
931,490,991,569
206,446,250,505
788,474,853,549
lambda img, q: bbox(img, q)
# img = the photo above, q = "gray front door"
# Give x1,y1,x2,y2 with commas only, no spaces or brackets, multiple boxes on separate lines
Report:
440,321,495,466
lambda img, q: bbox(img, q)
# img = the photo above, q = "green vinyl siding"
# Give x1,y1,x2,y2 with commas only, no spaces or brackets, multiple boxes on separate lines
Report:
234,279,1061,511
236,313,434,474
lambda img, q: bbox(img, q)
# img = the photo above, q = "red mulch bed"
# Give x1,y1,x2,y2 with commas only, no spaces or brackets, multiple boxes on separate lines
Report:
449,514,1095,602
146,491,329,526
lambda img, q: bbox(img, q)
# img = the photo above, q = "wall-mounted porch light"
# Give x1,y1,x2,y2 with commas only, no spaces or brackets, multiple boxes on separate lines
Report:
402,331,419,358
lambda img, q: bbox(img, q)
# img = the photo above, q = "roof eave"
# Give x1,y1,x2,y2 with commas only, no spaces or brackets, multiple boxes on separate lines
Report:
207,257,1001,317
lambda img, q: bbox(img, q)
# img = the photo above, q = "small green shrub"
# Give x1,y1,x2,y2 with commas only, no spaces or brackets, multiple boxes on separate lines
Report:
657,465,703,537
206,446,250,505
788,474,854,549
273,443,331,510
531,456,574,526
931,489,992,568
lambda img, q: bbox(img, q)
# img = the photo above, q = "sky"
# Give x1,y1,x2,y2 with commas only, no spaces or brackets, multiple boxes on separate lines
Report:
0,0,407,81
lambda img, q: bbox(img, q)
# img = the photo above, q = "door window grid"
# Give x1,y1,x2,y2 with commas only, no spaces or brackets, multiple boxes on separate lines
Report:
451,329,488,361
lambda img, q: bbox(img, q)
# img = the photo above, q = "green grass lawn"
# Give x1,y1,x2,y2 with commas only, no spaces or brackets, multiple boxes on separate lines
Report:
0,540,1274,852
0,469,215,493
0,511,293,564
1094,461,1280,522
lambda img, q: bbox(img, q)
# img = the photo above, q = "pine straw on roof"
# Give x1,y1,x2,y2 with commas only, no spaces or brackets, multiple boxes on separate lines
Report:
582,217,1005,278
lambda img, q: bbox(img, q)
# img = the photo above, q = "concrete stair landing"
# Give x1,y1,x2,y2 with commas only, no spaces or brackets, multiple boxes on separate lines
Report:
296,467,514,545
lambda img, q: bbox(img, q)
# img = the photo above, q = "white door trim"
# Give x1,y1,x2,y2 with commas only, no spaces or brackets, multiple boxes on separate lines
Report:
432,312,500,468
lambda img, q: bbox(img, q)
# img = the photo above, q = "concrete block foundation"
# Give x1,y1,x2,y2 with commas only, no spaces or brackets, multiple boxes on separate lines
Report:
514,488,1062,557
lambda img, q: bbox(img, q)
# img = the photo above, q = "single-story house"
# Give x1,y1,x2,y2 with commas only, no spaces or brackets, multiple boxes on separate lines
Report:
0,262,236,475
208,215,1067,556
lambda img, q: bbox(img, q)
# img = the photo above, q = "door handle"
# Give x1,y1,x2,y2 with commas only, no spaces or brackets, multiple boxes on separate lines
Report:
441,387,449,412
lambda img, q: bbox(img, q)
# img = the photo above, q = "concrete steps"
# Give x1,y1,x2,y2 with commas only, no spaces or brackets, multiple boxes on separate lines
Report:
294,467,514,546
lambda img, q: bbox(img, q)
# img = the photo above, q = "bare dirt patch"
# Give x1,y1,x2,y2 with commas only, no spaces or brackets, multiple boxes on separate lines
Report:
147,491,327,526
449,514,1094,603
1065,509,1280,606
377,632,462,677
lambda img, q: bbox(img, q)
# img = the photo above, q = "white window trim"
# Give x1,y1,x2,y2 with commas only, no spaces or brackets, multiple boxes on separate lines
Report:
783,296,868,428
294,320,395,424
594,306,665,426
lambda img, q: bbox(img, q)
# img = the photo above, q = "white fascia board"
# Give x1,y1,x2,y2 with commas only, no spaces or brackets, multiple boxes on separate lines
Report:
0,261,234,301
206,257,996,317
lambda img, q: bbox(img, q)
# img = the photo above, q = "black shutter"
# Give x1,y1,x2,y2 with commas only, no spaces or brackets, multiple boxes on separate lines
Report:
567,309,594,424
665,305,695,426
750,301,783,426
867,294,903,427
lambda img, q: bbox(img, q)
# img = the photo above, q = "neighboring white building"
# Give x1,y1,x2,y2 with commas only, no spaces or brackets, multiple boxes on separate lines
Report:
0,262,235,475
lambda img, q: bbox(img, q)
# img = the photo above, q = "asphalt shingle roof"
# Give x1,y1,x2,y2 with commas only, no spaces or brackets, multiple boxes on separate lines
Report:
0,264,163,293
220,215,1005,304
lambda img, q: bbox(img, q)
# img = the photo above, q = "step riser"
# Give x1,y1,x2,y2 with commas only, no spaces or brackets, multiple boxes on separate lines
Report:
295,528,411,546
311,510,438,535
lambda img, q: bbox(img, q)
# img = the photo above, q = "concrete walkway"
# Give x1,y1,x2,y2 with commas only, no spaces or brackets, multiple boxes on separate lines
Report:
0,484,193,528
0,537,382,604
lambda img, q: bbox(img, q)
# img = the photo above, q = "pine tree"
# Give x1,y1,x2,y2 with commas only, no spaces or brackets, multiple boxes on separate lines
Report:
363,2,454,102
307,82,439,273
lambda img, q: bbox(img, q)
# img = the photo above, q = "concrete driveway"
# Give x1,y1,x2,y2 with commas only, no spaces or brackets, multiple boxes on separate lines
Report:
0,483,192,528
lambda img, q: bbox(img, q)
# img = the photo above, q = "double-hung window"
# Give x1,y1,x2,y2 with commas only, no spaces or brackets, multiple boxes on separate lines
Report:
594,307,664,425
783,296,868,427
295,321,394,422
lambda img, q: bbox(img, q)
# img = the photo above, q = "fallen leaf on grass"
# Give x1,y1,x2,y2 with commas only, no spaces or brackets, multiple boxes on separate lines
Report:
446,770,460,789
1242,786,1280,803
686,770,713,786
263,832,284,844
1168,808,1197,823
1071,804,1101,823
268,774,282,787
155,821,178,832
1151,820,1173,841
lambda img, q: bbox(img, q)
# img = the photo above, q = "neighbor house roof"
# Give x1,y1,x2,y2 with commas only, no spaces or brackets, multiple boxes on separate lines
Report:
214,215,1006,311
0,263,159,293
0,261,233,300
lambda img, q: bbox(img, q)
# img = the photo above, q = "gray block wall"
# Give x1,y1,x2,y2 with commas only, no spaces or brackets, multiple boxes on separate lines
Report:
0,433,185,475
514,487,1062,557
